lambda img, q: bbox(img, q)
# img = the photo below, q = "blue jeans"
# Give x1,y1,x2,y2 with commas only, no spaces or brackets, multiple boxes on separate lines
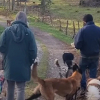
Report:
79,57,99,90
7,80,25,100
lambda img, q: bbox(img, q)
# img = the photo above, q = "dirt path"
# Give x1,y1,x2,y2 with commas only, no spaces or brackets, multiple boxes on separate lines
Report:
30,27,79,78
0,17,80,100
29,27,81,100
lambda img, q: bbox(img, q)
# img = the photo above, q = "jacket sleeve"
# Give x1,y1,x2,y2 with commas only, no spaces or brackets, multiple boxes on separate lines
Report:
0,30,6,53
74,29,83,50
29,30,37,64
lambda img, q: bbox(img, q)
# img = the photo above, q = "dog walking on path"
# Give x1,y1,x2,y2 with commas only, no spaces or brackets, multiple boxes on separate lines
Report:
26,61,82,100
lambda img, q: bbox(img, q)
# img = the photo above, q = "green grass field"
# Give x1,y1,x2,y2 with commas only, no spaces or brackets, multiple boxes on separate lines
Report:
52,0,100,21
31,0,100,22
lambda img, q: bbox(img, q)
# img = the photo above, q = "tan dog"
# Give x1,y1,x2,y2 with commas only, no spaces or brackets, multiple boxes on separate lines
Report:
26,62,82,100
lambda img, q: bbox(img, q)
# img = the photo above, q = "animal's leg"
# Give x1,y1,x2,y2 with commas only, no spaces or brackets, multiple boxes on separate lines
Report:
40,86,54,100
65,71,69,78
26,85,41,100
66,95,70,100
59,72,63,78
66,94,73,100
74,90,78,100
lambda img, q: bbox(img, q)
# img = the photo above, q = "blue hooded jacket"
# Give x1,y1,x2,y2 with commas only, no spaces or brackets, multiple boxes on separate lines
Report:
0,20,37,81
74,21,100,57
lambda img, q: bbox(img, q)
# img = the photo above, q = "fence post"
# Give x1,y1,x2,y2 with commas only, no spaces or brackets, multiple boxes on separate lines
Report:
59,20,62,31
37,8,40,22
50,15,53,26
78,21,80,30
65,20,68,35
72,21,76,39
42,15,45,22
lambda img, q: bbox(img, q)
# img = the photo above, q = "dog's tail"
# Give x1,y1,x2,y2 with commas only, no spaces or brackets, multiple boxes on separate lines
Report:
54,59,60,68
31,62,45,85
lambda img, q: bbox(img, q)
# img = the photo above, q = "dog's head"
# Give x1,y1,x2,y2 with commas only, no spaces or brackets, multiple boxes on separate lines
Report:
62,53,74,68
72,63,82,74
87,76,100,87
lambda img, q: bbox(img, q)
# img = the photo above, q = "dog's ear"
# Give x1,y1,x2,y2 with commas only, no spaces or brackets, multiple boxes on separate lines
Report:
72,63,82,74
73,63,78,72
87,78,93,83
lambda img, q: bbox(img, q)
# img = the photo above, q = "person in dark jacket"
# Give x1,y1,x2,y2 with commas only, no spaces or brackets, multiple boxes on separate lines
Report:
0,11,37,100
74,14,100,95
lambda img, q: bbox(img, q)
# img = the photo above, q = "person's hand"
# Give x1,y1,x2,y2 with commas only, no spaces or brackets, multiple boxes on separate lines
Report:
71,42,78,51
71,42,75,48
27,22,29,27
34,57,39,65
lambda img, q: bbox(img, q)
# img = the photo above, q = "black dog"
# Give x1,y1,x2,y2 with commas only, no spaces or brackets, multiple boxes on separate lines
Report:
62,52,74,78
55,53,74,78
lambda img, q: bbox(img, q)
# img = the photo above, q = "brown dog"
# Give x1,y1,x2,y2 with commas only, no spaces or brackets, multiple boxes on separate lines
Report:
26,62,82,100
7,20,13,26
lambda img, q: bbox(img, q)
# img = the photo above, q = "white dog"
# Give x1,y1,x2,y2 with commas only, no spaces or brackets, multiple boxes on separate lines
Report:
87,77,100,100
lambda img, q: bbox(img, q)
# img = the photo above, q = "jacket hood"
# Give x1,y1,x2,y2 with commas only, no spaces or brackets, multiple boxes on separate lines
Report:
10,21,28,43
15,11,28,25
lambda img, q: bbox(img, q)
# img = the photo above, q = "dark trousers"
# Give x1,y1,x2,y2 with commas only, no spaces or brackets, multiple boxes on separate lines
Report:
79,57,99,89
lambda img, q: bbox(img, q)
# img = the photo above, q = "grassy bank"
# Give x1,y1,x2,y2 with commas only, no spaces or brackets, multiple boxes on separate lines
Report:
28,16,73,44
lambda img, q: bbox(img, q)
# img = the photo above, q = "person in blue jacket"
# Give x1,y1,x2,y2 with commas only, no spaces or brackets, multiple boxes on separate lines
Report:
0,11,37,100
74,14,100,95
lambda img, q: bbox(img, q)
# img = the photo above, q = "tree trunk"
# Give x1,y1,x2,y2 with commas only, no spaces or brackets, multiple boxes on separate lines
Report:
8,0,10,10
12,0,15,11
3,0,6,9
24,1,27,14
20,0,21,7
17,0,20,6
79,0,85,5
41,0,45,15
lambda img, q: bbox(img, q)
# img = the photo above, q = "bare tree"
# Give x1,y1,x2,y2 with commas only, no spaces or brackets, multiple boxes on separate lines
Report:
17,0,20,6
8,0,10,10
79,0,85,5
40,0,51,15
12,0,15,10
3,0,6,9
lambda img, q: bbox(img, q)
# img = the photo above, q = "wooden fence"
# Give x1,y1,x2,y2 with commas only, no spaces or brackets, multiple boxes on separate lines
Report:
36,14,83,38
